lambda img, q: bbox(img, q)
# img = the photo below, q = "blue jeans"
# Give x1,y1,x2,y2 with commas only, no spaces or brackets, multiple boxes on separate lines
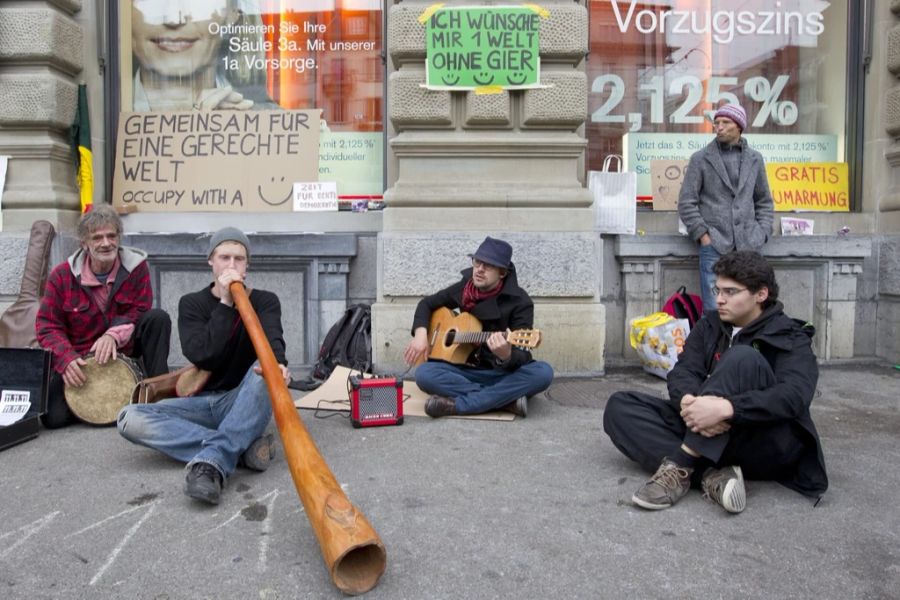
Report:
698,244,721,312
117,364,272,479
415,360,554,414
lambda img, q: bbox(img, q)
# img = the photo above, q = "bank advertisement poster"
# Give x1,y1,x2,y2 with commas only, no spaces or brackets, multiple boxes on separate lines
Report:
126,0,383,209
587,0,850,210
624,132,839,197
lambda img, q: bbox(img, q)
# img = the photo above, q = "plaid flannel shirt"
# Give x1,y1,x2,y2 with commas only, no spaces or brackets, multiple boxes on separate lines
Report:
36,247,153,373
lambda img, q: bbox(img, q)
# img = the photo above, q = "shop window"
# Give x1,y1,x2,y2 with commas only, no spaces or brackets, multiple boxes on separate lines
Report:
117,0,385,211
587,0,854,212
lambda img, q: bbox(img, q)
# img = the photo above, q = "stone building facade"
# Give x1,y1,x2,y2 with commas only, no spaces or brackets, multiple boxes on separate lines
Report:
373,1,604,373
0,1,897,372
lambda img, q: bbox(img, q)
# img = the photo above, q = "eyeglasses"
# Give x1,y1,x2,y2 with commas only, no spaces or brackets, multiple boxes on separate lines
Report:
472,259,499,271
711,286,748,298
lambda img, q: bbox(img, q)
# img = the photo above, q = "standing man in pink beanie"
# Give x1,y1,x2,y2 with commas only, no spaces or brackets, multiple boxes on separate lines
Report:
678,103,774,312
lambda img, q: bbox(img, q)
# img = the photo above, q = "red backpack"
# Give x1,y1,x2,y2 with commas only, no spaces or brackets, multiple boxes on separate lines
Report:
662,286,704,328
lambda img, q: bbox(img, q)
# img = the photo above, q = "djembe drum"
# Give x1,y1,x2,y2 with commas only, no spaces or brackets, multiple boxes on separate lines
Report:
64,354,141,425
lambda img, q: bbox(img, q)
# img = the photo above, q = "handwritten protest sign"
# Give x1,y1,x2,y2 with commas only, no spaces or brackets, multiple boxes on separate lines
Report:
425,6,541,90
293,181,338,212
781,216,815,235
112,110,320,213
766,162,849,212
648,160,849,213
650,160,688,211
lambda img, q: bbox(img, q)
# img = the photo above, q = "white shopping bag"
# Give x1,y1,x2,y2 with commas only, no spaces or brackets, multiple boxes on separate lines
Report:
589,155,637,234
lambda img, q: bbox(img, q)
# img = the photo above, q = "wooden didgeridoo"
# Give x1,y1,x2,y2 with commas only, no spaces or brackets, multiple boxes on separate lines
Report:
230,282,386,595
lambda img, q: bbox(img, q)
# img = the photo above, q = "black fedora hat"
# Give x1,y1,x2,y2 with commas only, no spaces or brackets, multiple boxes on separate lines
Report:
469,236,512,269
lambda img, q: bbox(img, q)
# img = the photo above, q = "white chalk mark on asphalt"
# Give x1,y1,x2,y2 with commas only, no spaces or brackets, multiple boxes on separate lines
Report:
257,489,280,573
65,504,146,538
89,503,157,586
0,511,61,559
204,510,243,534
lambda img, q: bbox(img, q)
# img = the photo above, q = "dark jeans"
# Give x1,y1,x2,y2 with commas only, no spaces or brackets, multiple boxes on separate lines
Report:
41,308,171,429
603,345,805,483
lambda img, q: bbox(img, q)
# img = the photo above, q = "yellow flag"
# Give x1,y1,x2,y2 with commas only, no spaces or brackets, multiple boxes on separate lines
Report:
72,84,93,213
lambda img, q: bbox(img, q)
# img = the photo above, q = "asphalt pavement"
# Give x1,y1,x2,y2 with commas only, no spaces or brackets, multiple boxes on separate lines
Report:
1,363,898,599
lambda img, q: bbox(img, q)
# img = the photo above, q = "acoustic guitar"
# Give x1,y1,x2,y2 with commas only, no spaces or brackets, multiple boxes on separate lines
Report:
419,307,542,365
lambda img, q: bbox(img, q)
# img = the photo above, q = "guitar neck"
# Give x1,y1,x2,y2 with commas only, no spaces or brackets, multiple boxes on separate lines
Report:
454,330,504,345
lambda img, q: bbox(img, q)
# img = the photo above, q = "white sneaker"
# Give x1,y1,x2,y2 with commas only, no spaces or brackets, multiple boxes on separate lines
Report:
702,465,746,513
501,396,528,418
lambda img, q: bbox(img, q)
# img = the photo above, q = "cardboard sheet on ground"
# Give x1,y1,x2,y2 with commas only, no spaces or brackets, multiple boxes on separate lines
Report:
290,365,515,421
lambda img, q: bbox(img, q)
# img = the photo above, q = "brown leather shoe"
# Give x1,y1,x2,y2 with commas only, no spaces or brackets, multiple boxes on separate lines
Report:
424,395,457,418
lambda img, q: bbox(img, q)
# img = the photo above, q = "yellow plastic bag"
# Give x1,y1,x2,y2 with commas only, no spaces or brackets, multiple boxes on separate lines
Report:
629,312,674,349
629,312,690,379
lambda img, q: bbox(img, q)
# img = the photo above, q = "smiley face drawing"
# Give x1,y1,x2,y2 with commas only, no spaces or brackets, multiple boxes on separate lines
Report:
473,71,495,86
257,175,291,206
441,73,460,86
506,71,528,86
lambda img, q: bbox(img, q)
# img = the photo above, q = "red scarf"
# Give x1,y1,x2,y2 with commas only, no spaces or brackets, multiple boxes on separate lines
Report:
461,278,504,313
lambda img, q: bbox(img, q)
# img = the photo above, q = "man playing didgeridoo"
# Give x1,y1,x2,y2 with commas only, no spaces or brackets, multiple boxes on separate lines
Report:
118,227,290,505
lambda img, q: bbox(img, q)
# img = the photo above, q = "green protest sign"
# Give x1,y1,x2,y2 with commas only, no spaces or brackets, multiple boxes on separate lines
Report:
425,6,541,90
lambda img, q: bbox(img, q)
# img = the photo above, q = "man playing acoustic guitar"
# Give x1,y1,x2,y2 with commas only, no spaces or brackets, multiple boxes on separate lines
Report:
403,236,553,418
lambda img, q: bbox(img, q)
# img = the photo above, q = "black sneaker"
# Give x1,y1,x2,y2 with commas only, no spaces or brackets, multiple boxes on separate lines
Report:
501,396,528,418
424,395,457,418
632,458,693,510
702,465,746,514
240,433,276,472
185,462,223,505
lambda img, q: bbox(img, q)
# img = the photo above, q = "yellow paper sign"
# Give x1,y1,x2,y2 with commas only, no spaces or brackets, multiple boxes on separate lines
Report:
766,162,849,212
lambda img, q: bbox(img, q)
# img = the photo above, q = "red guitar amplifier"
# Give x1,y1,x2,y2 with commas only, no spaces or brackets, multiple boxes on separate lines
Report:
349,376,403,428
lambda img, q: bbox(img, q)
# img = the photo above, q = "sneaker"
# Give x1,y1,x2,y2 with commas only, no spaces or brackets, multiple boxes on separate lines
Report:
632,458,693,510
424,395,457,418
702,465,746,514
185,462,223,505
501,396,528,418
240,433,276,472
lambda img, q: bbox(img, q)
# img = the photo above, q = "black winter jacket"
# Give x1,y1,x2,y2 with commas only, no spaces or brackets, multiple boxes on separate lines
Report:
179,285,287,392
667,302,828,497
411,264,535,371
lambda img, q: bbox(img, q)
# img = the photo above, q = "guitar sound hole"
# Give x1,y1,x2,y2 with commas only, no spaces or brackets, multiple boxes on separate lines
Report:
444,330,457,345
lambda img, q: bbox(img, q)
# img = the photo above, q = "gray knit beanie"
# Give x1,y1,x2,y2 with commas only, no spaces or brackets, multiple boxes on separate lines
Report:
207,227,251,259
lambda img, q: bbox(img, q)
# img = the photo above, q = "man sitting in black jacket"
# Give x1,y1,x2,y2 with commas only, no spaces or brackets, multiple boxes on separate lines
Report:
604,250,827,513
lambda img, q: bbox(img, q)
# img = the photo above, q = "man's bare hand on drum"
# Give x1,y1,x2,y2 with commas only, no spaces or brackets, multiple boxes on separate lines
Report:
91,333,118,365
216,269,245,307
63,357,88,388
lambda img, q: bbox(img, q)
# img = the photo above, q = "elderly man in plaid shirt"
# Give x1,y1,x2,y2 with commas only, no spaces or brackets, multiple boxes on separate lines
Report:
36,205,170,428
